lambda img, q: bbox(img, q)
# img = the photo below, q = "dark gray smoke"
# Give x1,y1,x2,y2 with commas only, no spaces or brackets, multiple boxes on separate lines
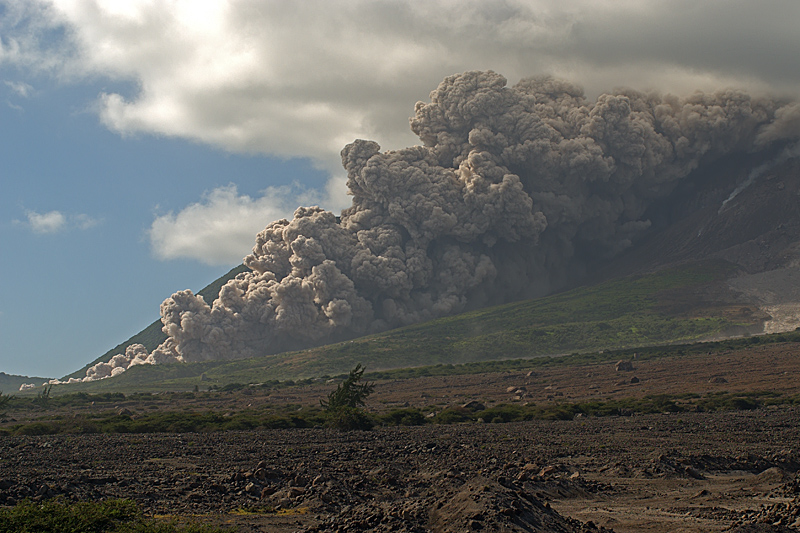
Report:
75,71,800,381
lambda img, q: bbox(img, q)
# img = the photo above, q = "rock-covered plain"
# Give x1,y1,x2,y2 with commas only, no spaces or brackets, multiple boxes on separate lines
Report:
5,340,800,531
1,408,799,532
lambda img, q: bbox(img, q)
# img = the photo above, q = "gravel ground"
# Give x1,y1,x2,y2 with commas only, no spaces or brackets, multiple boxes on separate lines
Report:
2,407,799,532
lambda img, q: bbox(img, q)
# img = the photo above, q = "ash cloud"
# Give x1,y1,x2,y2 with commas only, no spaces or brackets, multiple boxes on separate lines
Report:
74,71,800,382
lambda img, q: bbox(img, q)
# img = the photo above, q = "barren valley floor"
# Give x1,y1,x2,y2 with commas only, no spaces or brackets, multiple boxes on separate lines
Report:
2,342,800,532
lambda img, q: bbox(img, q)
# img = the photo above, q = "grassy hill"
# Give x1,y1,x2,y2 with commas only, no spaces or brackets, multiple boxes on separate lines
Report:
55,260,763,394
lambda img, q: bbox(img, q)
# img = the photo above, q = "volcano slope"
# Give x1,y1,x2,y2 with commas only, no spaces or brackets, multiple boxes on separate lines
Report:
2,335,800,533
596,155,800,336
67,71,800,386
65,150,800,389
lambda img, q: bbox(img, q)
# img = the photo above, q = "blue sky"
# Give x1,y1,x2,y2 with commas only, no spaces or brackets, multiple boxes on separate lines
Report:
1,0,799,379
0,75,329,377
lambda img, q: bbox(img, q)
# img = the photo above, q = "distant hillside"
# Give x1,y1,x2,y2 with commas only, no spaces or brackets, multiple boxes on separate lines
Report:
0,372,51,393
64,264,250,380
59,260,765,393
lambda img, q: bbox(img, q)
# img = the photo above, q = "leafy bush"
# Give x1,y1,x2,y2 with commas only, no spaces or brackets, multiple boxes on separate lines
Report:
534,405,579,421
433,407,473,424
694,392,766,412
0,498,138,533
379,408,428,426
479,404,526,423
324,406,374,431
322,364,375,431
219,383,246,392
726,397,759,410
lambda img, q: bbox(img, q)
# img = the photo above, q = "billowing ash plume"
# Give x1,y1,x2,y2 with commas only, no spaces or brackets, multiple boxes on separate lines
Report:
72,71,800,382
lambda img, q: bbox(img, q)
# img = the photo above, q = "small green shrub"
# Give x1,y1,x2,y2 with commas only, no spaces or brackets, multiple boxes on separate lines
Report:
32,385,52,408
0,390,12,416
538,405,579,421
0,498,138,533
725,397,760,410
73,420,101,434
322,364,375,431
380,408,428,426
480,404,526,423
434,407,473,424
321,364,374,410
324,406,374,431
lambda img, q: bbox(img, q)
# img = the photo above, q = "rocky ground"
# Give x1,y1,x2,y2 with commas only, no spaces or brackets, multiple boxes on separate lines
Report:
3,341,800,532
1,407,799,532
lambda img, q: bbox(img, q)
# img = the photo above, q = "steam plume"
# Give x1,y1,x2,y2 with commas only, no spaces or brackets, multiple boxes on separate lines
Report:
76,71,800,381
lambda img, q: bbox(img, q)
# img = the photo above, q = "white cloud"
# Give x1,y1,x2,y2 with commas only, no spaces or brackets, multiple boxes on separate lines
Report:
26,210,66,233
18,210,101,234
74,213,100,229
4,80,33,97
5,0,799,171
148,182,339,265
4,0,800,262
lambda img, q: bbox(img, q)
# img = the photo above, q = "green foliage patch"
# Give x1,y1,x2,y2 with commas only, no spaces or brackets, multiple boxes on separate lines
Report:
320,364,374,410
2,389,798,436
0,498,230,533
378,408,428,426
323,405,375,431
0,390,11,416
2,406,326,436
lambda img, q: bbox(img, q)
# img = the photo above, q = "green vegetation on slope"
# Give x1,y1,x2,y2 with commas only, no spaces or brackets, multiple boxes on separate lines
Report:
346,260,740,366
62,260,755,393
365,328,800,381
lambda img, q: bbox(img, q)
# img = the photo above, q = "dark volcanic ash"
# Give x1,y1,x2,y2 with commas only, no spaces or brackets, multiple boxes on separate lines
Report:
75,71,800,381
